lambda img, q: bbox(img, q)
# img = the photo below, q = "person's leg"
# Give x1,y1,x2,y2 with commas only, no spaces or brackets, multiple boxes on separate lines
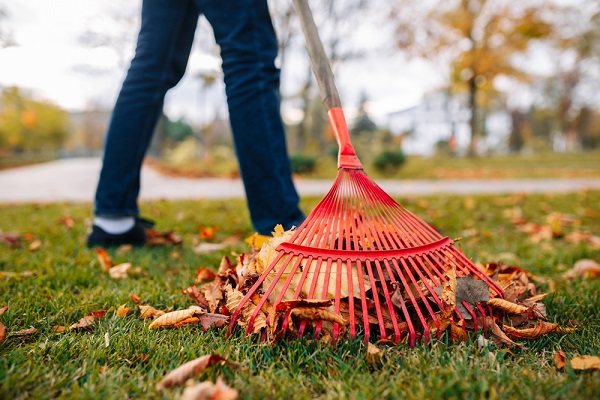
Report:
94,0,200,218
200,0,304,235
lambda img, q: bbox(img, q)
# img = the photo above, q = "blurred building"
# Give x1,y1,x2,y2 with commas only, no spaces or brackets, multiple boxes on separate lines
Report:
387,92,511,156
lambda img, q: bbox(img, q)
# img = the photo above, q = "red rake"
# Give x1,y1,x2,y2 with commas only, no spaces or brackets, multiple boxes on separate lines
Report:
227,0,503,346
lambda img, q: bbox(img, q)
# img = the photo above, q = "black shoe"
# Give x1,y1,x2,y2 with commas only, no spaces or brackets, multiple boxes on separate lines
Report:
86,217,154,248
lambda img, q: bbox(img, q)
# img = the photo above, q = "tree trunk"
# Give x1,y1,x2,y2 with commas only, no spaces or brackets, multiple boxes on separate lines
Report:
467,77,479,157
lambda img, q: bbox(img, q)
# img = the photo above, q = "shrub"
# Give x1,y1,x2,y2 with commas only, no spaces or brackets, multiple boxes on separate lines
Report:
373,150,406,173
289,154,317,174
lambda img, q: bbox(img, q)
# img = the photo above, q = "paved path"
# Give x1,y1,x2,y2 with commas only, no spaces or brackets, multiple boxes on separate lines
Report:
1,158,600,203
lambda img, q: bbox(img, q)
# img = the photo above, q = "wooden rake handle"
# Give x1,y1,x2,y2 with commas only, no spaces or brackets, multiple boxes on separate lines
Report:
293,0,362,169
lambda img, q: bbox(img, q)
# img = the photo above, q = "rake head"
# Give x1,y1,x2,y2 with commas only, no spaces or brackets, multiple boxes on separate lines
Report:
227,109,504,346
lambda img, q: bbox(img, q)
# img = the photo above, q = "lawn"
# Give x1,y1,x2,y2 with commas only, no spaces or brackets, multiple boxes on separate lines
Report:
1,191,599,399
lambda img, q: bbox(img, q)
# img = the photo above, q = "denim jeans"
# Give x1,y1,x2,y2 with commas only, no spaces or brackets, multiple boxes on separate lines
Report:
94,0,304,235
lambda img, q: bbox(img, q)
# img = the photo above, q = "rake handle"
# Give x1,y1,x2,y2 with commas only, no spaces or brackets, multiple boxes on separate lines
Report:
293,0,362,169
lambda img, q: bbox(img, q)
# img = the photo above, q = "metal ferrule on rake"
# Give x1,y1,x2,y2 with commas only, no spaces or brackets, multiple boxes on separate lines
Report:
226,0,504,346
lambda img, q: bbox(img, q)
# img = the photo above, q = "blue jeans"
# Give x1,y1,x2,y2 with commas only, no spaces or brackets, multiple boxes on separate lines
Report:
94,0,304,235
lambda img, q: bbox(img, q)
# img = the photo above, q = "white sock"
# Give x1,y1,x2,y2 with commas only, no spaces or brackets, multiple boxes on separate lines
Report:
94,216,135,234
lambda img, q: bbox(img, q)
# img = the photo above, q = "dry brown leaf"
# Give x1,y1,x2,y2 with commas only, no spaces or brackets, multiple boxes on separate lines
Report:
0,322,6,343
486,317,517,347
180,376,239,400
193,242,227,254
0,232,21,247
203,279,224,313
69,316,95,332
58,216,75,229
291,307,347,325
198,313,230,330
116,304,131,317
10,327,38,338
130,294,141,304
173,317,200,328
524,293,548,302
109,263,131,279
184,286,210,309
139,305,165,319
225,285,267,334
116,244,133,254
53,326,66,332
487,298,529,314
570,355,600,371
155,354,238,390
149,308,205,329
555,350,567,370
96,248,113,272
562,259,600,279
0,305,7,316
194,268,217,285
449,321,468,342
366,342,382,364
28,239,42,251
145,229,183,246
503,320,558,339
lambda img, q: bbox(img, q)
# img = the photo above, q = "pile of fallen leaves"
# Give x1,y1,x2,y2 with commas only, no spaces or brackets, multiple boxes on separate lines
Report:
142,225,576,348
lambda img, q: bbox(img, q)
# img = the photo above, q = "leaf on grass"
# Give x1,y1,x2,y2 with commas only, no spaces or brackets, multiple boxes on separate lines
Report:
58,216,75,229
180,376,239,400
116,244,133,254
149,307,205,329
28,239,42,251
0,322,6,343
109,263,131,279
116,304,131,317
130,294,141,304
503,320,558,339
524,293,548,302
10,327,38,338
193,242,227,254
53,326,66,332
485,317,517,347
555,350,567,370
96,248,114,272
562,259,600,279
173,317,200,328
199,226,218,240
194,268,217,285
366,342,382,364
487,298,529,314
155,354,238,390
139,305,166,319
0,305,7,316
570,355,600,371
0,270,35,279
145,229,183,246
70,310,107,332
0,232,21,247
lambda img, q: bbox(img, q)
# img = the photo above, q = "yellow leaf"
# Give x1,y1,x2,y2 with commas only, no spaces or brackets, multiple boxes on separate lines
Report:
570,355,600,371
487,298,529,314
244,233,270,249
116,304,130,317
149,308,204,329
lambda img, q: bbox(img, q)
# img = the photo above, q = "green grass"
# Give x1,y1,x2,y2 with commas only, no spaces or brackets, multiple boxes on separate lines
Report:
151,150,600,180
1,192,599,399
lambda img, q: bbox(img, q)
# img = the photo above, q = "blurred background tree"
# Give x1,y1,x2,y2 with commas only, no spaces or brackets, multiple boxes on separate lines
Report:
0,87,69,153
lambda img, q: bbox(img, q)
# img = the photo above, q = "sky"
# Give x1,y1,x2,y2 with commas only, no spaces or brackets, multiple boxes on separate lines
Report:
0,0,440,127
